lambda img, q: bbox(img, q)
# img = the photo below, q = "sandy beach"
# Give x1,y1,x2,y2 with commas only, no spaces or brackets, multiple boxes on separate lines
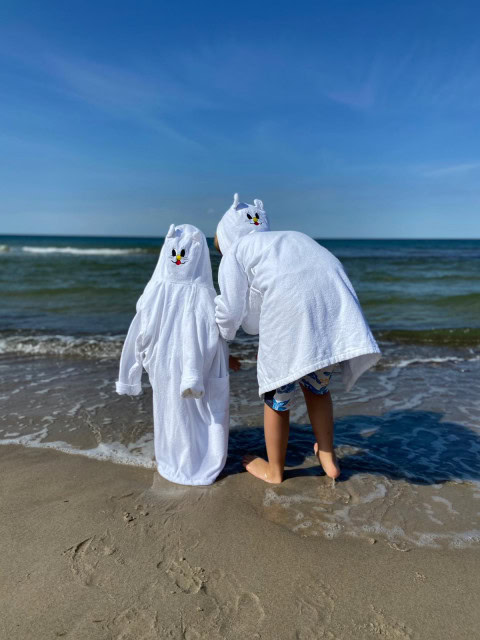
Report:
1,443,479,640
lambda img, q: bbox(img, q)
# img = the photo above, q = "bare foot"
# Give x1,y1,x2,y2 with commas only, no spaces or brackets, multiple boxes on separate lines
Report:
314,443,340,480
242,454,283,484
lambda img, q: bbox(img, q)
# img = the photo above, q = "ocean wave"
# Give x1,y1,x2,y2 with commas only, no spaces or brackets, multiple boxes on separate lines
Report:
0,333,123,358
381,354,480,369
432,292,480,308
2,326,480,361
363,292,480,308
377,328,480,347
22,246,148,256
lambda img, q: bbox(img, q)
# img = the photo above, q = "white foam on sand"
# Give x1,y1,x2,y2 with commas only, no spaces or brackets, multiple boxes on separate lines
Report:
0,428,156,469
262,474,480,550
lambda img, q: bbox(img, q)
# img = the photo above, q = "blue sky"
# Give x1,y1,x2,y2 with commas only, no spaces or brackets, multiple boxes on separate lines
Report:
0,0,479,238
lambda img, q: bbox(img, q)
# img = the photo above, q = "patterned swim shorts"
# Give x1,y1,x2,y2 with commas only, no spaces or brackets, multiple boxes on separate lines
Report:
263,368,335,412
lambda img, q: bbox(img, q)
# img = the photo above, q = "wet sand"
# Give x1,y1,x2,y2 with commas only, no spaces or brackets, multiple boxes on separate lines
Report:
1,443,479,640
2,352,480,552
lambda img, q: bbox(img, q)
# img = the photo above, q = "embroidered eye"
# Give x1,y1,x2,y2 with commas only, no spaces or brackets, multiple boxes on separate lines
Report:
180,249,185,257
247,213,252,220
171,249,176,256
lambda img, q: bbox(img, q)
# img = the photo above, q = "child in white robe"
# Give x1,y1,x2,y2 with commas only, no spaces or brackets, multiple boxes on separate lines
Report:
116,224,229,486
214,196,381,484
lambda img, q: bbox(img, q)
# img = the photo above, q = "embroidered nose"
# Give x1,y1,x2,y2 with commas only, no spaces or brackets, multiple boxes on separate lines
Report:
253,217,259,225
176,254,182,264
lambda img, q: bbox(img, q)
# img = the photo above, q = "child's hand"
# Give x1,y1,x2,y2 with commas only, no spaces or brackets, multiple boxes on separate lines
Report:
229,355,241,371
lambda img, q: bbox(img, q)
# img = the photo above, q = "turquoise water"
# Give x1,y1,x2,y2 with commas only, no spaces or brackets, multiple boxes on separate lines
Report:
1,235,479,349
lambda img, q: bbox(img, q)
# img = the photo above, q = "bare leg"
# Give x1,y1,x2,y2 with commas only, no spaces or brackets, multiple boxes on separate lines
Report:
300,385,340,479
243,403,289,483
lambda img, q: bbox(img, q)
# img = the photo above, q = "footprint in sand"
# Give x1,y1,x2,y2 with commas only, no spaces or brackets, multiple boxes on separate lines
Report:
63,529,119,587
166,558,206,594
228,591,264,638
295,580,337,640
203,569,265,638
108,606,160,640
359,605,413,639
155,525,201,564
159,622,214,640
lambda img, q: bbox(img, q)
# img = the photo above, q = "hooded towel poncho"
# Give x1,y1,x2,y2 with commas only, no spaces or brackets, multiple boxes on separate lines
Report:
116,224,229,485
215,230,381,395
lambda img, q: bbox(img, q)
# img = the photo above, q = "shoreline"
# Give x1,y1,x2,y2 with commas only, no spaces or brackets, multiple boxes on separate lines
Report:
2,351,480,555
1,443,479,639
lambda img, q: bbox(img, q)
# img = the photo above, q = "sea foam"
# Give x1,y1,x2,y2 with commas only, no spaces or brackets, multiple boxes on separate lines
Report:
22,246,145,256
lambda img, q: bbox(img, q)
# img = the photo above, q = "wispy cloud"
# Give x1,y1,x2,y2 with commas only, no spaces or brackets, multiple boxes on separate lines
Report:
43,54,211,147
0,34,211,147
422,163,480,177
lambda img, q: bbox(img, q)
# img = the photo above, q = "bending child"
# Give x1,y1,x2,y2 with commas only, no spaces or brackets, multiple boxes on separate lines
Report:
116,224,229,486
214,195,381,483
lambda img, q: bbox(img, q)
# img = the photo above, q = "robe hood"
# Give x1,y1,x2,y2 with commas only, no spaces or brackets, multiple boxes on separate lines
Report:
151,223,213,287
216,193,270,254
138,224,213,311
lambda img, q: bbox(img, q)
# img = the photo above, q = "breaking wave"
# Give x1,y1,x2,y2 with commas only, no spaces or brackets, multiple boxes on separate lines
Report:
0,332,123,358
22,246,147,256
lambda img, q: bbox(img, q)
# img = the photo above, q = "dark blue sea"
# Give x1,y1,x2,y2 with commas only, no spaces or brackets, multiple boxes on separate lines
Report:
1,235,479,345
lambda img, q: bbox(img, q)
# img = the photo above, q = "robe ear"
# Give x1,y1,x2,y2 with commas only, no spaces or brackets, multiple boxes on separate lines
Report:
233,193,239,208
254,199,264,210
191,229,203,244
166,224,176,238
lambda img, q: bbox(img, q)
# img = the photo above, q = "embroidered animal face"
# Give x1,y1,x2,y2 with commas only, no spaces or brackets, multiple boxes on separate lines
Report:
246,209,262,226
170,247,187,265
163,224,206,279
235,201,264,227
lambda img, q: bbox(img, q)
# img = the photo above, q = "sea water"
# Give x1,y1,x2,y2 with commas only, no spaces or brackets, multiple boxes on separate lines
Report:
1,235,479,548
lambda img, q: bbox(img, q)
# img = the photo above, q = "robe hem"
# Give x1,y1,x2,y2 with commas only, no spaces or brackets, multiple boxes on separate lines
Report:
156,465,219,486
257,345,381,396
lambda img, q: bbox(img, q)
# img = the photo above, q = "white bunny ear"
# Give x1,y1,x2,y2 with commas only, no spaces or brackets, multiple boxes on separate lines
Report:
166,224,176,238
233,193,239,207
254,199,264,210
191,229,203,244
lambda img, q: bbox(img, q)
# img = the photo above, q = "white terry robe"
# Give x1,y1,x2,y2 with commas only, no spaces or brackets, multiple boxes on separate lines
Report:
116,224,229,486
215,230,381,395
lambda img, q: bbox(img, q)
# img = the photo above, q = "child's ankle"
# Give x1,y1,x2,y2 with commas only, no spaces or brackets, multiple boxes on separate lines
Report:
267,464,284,483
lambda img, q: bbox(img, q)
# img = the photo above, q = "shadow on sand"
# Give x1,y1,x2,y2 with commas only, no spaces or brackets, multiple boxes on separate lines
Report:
223,410,480,485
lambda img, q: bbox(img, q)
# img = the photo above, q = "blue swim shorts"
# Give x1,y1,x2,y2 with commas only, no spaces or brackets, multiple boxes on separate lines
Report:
263,369,335,412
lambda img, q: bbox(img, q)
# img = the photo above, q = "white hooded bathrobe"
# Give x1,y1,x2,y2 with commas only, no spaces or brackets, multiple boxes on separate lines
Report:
215,218,381,395
116,224,229,485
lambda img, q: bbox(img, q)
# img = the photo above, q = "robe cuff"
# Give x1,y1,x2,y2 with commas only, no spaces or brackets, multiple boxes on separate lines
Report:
218,325,236,342
180,377,205,399
116,381,143,396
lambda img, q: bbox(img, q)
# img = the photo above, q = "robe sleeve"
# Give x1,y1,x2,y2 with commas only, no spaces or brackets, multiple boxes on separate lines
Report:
214,246,248,341
241,286,262,335
116,311,145,395
180,297,216,400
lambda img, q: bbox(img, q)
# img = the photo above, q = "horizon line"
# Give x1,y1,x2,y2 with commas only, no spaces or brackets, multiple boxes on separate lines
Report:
1,232,478,241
